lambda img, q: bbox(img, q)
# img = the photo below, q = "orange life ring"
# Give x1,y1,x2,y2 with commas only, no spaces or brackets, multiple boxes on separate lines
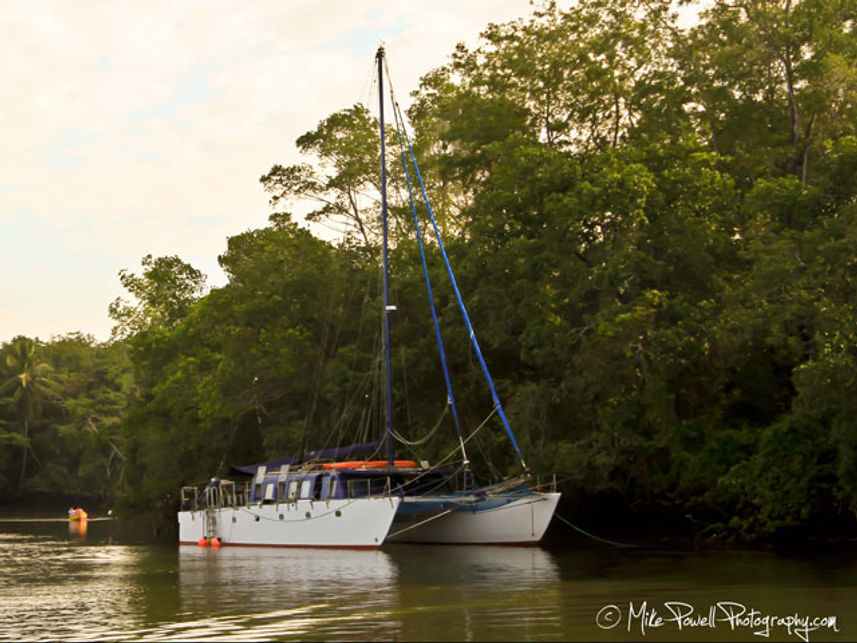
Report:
321,460,417,470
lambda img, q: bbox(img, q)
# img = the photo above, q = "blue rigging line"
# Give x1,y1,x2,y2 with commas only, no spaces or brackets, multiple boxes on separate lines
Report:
390,100,528,471
390,103,468,464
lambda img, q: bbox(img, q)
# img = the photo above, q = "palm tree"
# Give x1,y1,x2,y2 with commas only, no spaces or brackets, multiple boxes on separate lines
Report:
0,338,57,489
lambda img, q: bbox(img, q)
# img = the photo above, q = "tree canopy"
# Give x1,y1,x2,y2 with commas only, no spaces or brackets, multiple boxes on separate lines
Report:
4,0,857,543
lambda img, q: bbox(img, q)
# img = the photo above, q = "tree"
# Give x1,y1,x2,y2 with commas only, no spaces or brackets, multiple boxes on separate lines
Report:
76,0,857,541
681,0,857,184
115,214,385,508
259,105,410,244
39,334,131,496
0,337,59,489
108,254,206,339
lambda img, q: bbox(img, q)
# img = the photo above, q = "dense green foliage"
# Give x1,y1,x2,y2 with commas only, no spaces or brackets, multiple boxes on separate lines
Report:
0,334,130,498
3,0,857,541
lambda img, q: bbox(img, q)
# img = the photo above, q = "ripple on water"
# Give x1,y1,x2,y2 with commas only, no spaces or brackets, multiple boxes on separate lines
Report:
0,535,141,641
6,521,853,642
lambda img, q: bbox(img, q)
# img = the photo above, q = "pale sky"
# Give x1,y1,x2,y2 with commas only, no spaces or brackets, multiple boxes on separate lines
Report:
2,1,705,344
1,0,550,343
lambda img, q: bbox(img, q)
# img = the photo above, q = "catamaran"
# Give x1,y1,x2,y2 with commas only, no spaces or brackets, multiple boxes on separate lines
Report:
370,46,560,544
177,46,558,548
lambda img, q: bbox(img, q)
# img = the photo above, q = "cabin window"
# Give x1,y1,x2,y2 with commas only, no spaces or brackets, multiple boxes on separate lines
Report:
312,476,324,500
263,483,275,502
321,476,338,500
347,479,368,498
287,479,299,501
277,481,286,501
253,483,262,503
299,479,312,499
348,477,389,497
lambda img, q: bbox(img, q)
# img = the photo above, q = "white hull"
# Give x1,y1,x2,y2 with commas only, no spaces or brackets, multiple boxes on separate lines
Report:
388,491,560,545
178,496,401,549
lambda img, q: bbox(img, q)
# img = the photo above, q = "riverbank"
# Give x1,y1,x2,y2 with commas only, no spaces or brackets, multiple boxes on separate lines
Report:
4,489,857,553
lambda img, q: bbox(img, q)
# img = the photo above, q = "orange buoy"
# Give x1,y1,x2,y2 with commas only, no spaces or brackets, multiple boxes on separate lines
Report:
68,508,88,522
211,537,222,548
197,537,208,547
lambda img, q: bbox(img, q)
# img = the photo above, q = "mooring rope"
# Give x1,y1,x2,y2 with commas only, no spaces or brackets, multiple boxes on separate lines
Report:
553,513,639,548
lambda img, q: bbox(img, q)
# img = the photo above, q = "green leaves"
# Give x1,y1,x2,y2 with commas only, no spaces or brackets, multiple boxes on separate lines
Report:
109,254,206,340
684,0,857,183
111,218,388,507
0,334,129,496
259,105,403,244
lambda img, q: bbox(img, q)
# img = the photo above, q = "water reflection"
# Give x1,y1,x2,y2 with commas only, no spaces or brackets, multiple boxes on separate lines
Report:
391,546,562,642
180,546,397,604
0,533,140,641
2,513,855,642
393,544,559,587
67,519,87,539
145,545,563,641
161,547,399,641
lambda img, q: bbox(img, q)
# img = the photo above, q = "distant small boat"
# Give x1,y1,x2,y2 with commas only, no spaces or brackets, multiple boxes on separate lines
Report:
68,508,88,522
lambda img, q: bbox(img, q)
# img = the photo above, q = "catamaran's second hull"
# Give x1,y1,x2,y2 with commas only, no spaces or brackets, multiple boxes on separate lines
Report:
388,491,560,545
178,496,401,549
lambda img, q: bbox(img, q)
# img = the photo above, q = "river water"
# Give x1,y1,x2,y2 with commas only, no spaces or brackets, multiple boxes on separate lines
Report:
0,513,852,641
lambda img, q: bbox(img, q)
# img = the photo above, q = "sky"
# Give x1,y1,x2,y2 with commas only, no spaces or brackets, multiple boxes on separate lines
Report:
1,0,552,343
1,1,704,344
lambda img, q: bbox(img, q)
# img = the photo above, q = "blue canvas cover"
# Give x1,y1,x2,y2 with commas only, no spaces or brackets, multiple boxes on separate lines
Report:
229,440,382,475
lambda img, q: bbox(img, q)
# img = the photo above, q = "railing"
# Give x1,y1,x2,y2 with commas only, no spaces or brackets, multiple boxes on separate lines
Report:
180,486,199,511
180,480,241,511
182,474,400,510
532,474,558,493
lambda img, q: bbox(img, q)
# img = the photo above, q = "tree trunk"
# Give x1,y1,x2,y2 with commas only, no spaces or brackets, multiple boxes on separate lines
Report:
779,0,803,178
18,418,28,490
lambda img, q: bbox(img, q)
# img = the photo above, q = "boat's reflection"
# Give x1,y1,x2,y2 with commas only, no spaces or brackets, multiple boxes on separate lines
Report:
175,544,561,641
176,546,399,640
179,543,559,597
180,546,396,600
389,544,560,585
67,519,87,539
388,545,562,641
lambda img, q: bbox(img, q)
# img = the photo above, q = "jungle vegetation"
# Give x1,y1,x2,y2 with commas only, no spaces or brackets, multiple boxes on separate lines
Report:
2,0,857,542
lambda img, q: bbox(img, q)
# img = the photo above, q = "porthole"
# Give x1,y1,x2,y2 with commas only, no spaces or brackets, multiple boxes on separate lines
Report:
305,512,311,519
335,510,342,517
254,515,260,522
279,514,284,520
232,516,236,523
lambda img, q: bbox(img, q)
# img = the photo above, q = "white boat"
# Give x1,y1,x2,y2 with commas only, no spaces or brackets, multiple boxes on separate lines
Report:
351,47,560,545
387,479,560,545
178,465,400,549
177,46,558,548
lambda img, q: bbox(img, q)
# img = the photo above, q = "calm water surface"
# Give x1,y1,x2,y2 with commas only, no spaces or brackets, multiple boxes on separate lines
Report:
0,514,852,641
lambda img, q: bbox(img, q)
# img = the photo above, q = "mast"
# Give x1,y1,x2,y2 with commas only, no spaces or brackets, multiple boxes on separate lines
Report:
378,45,395,467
